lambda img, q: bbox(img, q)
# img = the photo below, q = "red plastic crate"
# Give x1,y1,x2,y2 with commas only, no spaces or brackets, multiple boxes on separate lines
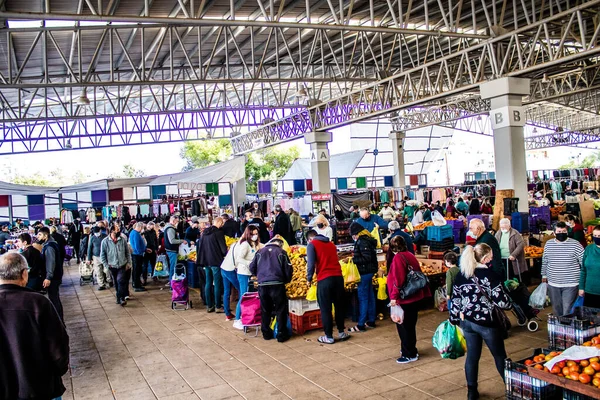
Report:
290,309,322,335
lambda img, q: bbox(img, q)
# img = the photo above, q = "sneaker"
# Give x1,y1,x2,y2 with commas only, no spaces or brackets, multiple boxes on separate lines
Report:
317,336,335,344
225,314,235,321
207,307,215,313
232,320,244,330
97,286,107,291
338,332,351,341
215,307,225,314
396,355,418,364
134,287,147,292
120,299,127,307
164,282,171,287
124,296,131,301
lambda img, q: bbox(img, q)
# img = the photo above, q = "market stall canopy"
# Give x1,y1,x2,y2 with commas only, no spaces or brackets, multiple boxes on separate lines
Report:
148,157,246,186
0,181,59,195
281,150,366,180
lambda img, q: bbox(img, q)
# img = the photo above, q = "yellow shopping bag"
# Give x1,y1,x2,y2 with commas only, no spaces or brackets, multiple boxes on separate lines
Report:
341,259,361,284
371,227,382,248
306,285,317,301
377,277,388,300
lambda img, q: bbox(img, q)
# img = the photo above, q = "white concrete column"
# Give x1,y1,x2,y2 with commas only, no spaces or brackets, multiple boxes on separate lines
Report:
304,131,332,193
480,77,530,212
389,130,407,188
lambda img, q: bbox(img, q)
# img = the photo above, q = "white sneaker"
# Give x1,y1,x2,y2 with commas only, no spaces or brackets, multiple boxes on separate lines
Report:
232,320,244,330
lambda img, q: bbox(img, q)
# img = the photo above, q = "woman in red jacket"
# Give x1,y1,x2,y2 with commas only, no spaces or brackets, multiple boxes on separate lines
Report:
388,236,432,364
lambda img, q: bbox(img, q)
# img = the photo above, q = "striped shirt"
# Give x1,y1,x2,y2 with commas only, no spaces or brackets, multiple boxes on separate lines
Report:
542,238,584,287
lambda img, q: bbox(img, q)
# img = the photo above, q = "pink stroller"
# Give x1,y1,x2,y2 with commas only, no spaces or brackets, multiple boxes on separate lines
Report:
240,292,261,336
171,263,192,310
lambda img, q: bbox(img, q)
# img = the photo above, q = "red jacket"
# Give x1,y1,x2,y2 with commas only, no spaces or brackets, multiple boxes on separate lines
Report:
387,251,432,305
307,236,343,282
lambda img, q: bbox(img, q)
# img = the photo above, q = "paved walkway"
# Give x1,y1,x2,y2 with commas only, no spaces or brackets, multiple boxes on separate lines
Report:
59,264,549,400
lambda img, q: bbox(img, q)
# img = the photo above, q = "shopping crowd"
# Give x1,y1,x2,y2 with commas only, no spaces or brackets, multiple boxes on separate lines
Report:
2,200,600,400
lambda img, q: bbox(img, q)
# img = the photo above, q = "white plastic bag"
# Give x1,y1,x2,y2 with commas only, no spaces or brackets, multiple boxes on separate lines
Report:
390,304,404,324
432,211,447,226
434,287,447,312
178,243,192,258
529,282,548,309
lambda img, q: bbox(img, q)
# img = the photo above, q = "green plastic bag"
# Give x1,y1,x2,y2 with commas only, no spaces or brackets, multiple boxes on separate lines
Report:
432,320,466,359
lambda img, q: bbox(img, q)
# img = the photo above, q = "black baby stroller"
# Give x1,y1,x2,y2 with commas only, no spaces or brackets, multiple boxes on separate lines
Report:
503,259,540,332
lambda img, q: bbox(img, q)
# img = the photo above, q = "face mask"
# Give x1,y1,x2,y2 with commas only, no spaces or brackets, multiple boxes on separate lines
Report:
594,237,600,246
94,232,101,237
251,235,258,242
317,223,324,229
501,229,508,234
556,233,568,242
469,230,478,239
38,238,46,244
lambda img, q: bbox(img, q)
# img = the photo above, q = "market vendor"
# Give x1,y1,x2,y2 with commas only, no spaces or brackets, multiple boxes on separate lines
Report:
378,203,397,222
495,218,528,284
579,225,600,308
355,207,388,231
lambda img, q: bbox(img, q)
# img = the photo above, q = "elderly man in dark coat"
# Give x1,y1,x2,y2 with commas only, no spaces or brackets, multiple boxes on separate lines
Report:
0,252,69,400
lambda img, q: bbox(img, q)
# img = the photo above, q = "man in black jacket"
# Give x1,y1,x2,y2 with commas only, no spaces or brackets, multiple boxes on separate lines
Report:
349,223,378,332
143,222,159,284
37,227,64,320
87,226,111,290
272,205,296,245
17,233,45,292
197,217,228,313
69,218,83,263
222,214,240,238
249,238,293,342
0,252,69,400
50,226,67,266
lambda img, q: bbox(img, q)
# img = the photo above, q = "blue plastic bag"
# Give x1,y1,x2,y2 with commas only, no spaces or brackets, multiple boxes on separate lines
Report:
272,316,292,337
570,296,585,314
432,320,466,359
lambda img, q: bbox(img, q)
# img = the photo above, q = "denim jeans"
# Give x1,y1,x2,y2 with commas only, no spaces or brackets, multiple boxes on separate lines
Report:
460,319,507,388
221,269,240,316
357,273,376,327
204,266,223,309
166,250,178,286
236,274,250,320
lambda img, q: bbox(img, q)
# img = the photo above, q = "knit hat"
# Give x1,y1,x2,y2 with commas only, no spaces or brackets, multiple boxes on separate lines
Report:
350,222,364,236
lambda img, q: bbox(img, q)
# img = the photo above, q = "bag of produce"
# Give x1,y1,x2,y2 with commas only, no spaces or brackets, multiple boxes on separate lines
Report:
377,277,388,300
432,320,466,359
434,287,447,312
306,285,317,301
370,227,382,249
432,211,447,226
390,304,404,324
152,255,170,278
341,260,361,284
529,282,548,309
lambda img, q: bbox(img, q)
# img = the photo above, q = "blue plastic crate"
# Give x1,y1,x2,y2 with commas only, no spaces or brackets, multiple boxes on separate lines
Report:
426,225,453,241
512,212,530,233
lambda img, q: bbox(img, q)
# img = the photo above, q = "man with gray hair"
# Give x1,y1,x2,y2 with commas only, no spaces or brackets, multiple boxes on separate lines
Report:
129,221,147,292
494,218,528,283
0,253,69,400
164,215,186,289
468,218,504,277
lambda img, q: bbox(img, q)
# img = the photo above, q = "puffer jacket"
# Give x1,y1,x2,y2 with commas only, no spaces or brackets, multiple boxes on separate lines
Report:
352,233,378,275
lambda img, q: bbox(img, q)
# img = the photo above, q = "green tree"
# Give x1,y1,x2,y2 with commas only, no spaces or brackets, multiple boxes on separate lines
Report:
11,173,51,186
559,151,600,169
72,170,87,184
180,140,300,192
123,164,146,178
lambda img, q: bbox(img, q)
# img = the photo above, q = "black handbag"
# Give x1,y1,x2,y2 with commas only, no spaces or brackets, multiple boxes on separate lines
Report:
473,277,512,338
398,255,429,299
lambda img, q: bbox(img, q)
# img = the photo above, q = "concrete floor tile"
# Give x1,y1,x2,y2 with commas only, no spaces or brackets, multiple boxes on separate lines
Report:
158,391,200,400
179,368,227,390
151,377,193,398
381,385,437,399
411,378,462,397
359,375,407,393
440,387,470,400
338,365,382,382
195,384,240,400
388,368,436,385
113,386,157,400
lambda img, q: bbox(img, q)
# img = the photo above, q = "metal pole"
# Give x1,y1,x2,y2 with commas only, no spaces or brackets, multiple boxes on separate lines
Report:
7,195,13,226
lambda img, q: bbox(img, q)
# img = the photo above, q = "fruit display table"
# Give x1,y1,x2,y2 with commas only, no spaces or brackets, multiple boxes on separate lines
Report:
528,366,600,398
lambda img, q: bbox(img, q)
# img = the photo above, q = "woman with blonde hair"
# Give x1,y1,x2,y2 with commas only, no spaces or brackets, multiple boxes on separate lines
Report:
313,215,333,241
449,243,512,400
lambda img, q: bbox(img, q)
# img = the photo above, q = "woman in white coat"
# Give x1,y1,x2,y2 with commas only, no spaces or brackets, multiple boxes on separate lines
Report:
232,225,264,330
313,215,334,241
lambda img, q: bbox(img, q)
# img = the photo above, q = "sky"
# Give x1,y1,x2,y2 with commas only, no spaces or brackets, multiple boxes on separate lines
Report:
0,123,598,186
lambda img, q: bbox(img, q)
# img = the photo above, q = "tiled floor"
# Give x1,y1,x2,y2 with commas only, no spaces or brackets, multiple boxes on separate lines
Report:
59,264,550,400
